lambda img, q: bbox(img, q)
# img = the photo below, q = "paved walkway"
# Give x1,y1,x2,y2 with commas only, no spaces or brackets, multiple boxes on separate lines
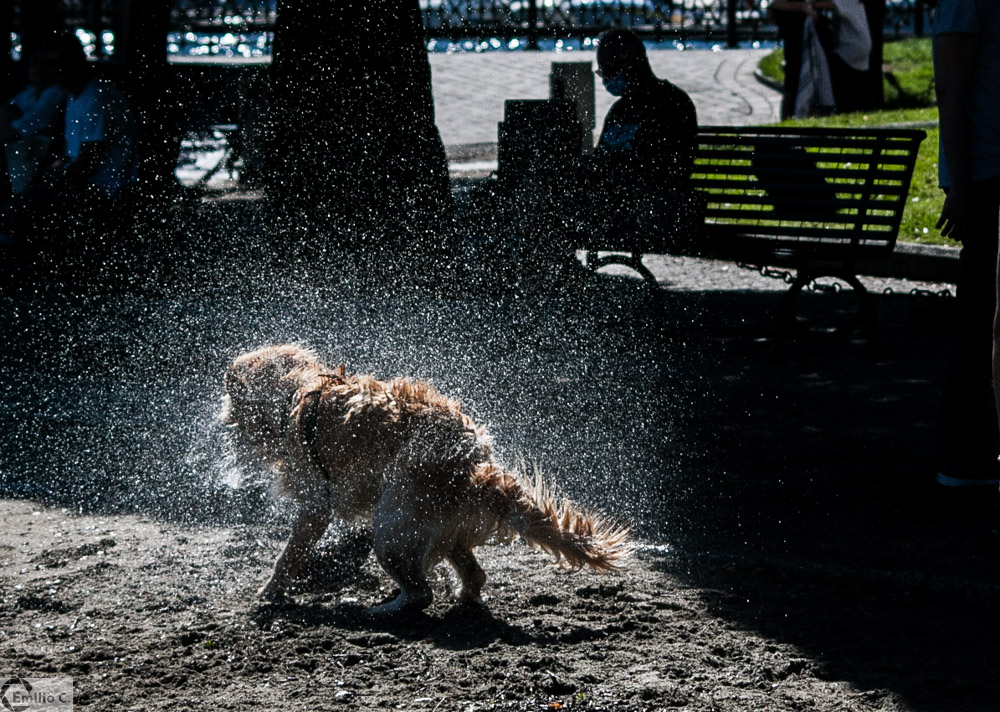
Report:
429,48,781,149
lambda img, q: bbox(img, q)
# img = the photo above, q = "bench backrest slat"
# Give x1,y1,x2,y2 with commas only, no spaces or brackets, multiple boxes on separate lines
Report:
697,190,912,206
692,126,926,257
695,165,917,181
695,146,921,165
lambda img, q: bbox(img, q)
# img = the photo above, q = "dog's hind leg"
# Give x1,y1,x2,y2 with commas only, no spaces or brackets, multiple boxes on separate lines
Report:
368,526,434,616
259,490,333,601
447,545,486,606
367,494,438,616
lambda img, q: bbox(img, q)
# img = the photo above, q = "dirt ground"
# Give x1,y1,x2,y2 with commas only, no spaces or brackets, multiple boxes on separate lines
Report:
2,201,1000,711
0,497,956,712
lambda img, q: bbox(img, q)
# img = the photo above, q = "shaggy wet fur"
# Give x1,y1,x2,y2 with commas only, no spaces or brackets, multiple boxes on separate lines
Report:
220,344,630,615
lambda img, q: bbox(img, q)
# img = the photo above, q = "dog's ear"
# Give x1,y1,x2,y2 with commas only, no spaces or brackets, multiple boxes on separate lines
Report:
223,363,245,395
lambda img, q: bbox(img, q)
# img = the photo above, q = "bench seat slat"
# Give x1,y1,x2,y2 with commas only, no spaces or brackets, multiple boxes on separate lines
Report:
705,223,896,242
698,125,927,141
704,213,902,228
696,144,922,162
709,241,895,257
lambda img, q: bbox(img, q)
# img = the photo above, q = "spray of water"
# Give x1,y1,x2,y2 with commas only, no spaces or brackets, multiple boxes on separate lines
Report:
0,179,714,543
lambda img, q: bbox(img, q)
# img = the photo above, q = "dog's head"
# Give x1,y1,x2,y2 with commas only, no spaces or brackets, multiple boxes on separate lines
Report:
220,344,322,442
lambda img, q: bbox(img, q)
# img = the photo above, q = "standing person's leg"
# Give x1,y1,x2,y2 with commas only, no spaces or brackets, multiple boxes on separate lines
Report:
991,181,1000,469
776,13,805,121
827,55,867,115
939,177,1000,486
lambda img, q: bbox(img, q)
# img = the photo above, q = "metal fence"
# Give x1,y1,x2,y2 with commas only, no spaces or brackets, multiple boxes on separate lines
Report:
419,0,762,45
169,0,933,43
173,0,277,28
15,0,935,55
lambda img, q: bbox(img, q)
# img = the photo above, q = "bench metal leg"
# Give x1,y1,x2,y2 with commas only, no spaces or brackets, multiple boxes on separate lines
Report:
776,268,877,348
583,251,659,289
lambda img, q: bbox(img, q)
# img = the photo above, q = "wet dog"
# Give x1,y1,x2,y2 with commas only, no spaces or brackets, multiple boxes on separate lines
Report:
220,344,630,615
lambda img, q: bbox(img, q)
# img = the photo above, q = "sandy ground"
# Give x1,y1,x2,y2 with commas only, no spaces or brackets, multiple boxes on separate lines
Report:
0,498,937,712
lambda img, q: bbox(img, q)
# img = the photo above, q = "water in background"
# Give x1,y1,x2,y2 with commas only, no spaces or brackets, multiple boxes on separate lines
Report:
164,30,774,63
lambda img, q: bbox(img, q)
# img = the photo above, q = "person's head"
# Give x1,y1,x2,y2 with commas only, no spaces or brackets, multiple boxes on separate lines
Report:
37,33,90,93
24,47,60,87
596,30,653,96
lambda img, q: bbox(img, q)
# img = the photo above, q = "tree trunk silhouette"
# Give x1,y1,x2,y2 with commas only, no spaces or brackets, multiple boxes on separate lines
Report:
262,0,454,261
1,2,15,100
118,0,184,198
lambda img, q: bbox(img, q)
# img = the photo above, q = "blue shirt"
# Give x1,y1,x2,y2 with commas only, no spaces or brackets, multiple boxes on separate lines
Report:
934,0,1000,186
9,83,66,139
64,78,137,196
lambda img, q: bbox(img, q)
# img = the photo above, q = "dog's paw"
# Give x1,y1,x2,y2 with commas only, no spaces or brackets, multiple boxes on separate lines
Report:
365,590,432,618
257,582,289,603
458,592,486,609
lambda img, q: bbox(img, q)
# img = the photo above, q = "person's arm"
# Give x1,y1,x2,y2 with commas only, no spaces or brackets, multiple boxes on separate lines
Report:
62,141,104,185
934,33,980,241
9,86,65,139
43,140,105,191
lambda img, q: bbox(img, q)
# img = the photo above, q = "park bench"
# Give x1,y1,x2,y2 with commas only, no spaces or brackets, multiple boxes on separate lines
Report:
581,125,927,342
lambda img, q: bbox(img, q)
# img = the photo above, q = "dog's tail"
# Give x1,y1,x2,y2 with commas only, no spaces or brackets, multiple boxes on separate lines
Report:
472,463,632,572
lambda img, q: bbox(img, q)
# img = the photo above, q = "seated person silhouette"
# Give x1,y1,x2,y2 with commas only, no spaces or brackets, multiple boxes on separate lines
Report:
582,30,701,246
1,40,68,196
0,33,137,257
525,30,701,281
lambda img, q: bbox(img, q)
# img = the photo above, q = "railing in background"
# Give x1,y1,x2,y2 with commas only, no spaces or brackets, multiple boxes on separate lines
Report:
173,0,277,28
884,0,933,37
418,0,770,47
416,0,936,46
51,0,116,31
14,0,936,60
168,0,933,44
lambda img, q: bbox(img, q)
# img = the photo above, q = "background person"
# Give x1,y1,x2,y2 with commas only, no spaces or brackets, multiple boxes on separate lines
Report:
517,29,699,292
933,0,1000,487
53,33,137,202
0,33,137,256
1,41,68,196
576,29,699,248
770,0,872,117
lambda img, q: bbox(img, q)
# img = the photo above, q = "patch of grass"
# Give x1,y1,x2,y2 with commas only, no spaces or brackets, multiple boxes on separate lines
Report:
780,106,935,128
757,48,785,87
882,38,935,108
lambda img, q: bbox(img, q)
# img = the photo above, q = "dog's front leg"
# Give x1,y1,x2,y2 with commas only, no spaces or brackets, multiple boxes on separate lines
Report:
259,493,333,601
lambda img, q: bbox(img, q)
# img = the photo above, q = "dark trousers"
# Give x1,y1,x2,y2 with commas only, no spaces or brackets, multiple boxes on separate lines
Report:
828,54,869,115
939,177,1000,473
775,12,806,121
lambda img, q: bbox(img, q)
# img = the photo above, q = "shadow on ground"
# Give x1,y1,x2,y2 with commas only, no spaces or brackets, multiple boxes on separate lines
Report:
645,285,1000,712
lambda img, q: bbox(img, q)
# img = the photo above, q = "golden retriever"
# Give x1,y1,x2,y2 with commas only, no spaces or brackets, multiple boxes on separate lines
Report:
220,344,630,615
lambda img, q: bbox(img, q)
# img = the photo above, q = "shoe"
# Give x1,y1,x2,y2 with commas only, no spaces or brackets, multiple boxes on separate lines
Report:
935,471,1000,487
